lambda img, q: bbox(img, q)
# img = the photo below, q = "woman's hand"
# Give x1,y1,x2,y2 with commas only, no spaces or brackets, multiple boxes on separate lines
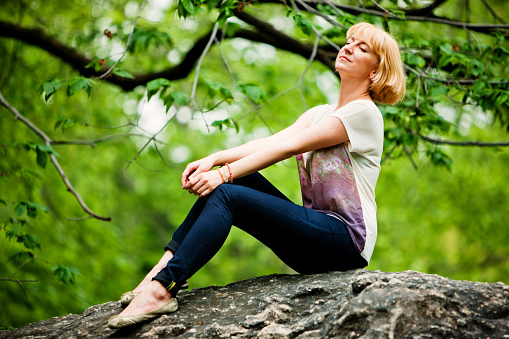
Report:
181,157,216,188
183,170,223,198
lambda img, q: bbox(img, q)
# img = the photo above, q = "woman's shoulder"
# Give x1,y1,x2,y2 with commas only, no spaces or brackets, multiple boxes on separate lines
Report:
305,104,335,122
333,100,381,118
307,104,334,114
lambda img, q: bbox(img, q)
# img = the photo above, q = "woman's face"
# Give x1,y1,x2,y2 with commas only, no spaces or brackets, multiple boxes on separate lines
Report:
335,36,379,80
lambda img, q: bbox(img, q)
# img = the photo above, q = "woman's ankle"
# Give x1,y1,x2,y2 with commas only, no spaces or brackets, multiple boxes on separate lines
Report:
149,280,172,301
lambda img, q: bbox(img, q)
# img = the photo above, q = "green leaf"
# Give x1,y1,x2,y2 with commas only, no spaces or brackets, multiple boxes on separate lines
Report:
67,76,94,97
390,9,406,20
52,265,80,284
113,69,135,79
146,78,172,101
211,120,225,131
36,148,48,168
39,79,62,103
211,118,239,132
169,91,189,106
322,27,346,39
5,230,16,241
293,13,313,37
180,0,196,16
54,117,74,132
128,28,173,53
494,92,508,108
85,58,103,72
29,202,48,214
238,83,265,104
14,203,26,217
0,198,6,206
406,53,426,68
439,43,453,56
427,148,453,172
177,1,188,18
430,83,448,98
22,233,41,250
203,79,233,101
27,205,37,218
224,22,241,37
23,170,44,181
163,95,175,112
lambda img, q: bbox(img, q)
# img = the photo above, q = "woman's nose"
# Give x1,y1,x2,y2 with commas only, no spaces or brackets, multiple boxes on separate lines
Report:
344,44,353,54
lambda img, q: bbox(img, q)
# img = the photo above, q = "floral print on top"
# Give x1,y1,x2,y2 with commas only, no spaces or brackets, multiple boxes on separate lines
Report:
296,143,366,254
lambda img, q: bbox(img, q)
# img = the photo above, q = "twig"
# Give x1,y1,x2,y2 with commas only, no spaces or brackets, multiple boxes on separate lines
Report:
416,75,421,108
404,64,509,85
313,0,509,31
297,36,320,110
97,0,148,80
295,0,347,29
214,35,274,134
0,278,37,300
465,28,482,55
0,278,38,282
403,144,418,169
381,143,398,164
480,0,507,24
189,22,220,133
0,90,111,221
370,0,399,19
51,133,162,148
190,22,220,110
293,0,341,51
123,114,175,173
417,133,509,147
154,142,184,171
76,121,134,129
134,158,165,172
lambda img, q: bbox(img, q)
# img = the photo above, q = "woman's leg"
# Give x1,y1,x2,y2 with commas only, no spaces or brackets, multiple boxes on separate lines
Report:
168,172,291,252
130,251,174,293
152,183,366,295
128,173,288,293
118,181,365,319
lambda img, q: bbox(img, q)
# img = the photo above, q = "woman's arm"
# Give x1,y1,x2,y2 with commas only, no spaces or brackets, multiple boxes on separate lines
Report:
185,116,349,197
181,112,311,187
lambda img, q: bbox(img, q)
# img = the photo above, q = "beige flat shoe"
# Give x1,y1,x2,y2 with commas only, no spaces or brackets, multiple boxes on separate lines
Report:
120,291,140,306
107,298,178,329
120,282,189,306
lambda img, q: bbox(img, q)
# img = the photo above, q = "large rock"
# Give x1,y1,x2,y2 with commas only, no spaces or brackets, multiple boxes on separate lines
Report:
2,269,508,338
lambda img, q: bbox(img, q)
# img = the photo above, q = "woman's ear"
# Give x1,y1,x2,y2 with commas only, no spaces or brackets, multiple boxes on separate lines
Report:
369,69,377,80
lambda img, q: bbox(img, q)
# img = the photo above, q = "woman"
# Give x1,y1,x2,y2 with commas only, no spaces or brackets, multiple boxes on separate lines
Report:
108,22,406,328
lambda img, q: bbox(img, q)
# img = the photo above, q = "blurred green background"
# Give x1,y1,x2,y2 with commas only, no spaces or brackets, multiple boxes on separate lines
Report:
1,0,508,329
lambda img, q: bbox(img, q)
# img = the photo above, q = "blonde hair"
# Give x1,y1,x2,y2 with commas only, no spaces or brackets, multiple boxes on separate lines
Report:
346,22,406,105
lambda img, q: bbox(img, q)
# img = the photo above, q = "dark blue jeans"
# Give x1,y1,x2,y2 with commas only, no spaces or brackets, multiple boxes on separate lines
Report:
153,172,367,293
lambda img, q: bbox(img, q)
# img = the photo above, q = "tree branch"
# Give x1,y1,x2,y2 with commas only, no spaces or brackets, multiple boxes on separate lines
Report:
97,0,147,80
418,133,509,147
51,133,162,148
0,20,224,90
190,22,220,111
234,9,336,71
0,91,111,221
0,278,38,282
257,0,509,34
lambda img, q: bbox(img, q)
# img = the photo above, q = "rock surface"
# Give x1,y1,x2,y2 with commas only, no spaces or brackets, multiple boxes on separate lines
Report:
2,269,509,338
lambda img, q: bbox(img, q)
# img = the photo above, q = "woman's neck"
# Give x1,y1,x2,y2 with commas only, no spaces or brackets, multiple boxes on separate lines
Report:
335,79,372,110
